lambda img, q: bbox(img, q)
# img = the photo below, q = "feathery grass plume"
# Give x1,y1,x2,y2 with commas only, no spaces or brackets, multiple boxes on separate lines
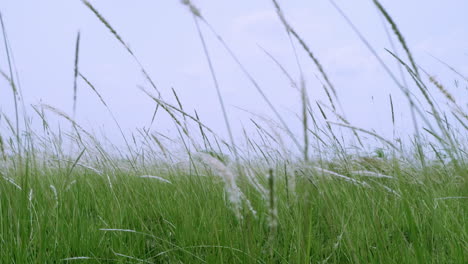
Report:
185,6,243,174
271,0,338,100
50,184,58,207
61,160,102,175
106,173,113,190
139,175,172,184
3,176,22,190
373,0,419,77
368,179,401,197
198,153,255,220
62,257,93,261
267,168,277,259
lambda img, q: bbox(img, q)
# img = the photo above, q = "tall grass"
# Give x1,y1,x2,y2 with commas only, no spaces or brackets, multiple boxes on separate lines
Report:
0,1,466,263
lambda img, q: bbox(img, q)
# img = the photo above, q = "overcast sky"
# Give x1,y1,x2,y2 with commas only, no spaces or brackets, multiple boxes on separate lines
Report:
1,0,467,149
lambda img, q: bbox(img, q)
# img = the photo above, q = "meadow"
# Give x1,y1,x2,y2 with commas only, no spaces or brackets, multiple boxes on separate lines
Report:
0,0,466,263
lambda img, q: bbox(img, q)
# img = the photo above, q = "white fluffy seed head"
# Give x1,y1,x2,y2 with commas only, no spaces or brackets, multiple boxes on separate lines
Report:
314,167,370,187
3,176,22,190
50,185,58,207
65,180,77,191
139,175,172,184
62,257,92,261
29,189,34,202
198,153,247,220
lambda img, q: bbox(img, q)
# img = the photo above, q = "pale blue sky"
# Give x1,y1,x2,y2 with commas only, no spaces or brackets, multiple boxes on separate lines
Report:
1,0,467,148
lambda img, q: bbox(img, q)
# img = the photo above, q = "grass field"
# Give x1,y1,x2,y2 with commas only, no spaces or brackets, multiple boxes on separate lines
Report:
0,0,467,263
0,156,465,263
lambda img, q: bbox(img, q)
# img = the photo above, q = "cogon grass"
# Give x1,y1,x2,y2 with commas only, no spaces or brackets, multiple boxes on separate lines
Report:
198,153,256,220
0,1,466,263
139,175,172,184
